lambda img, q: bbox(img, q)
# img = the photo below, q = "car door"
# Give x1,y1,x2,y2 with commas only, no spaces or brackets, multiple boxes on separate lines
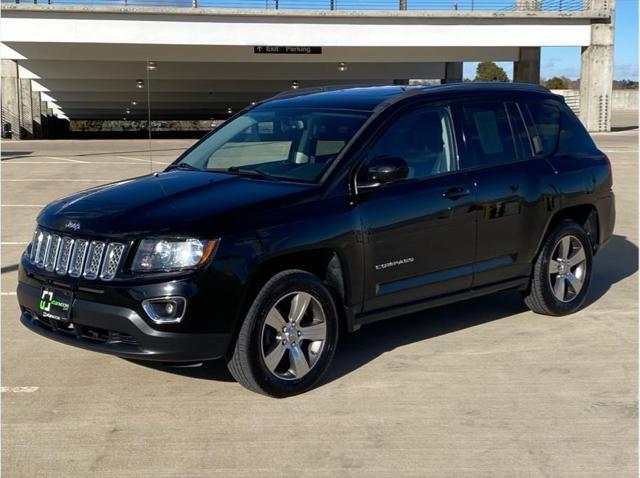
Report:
457,100,557,288
354,103,477,313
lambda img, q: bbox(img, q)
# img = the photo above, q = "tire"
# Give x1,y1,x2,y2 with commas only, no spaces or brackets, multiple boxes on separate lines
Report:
227,270,339,397
524,220,593,316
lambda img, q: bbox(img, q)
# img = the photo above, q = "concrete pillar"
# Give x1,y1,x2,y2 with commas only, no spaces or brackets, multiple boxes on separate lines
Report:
40,100,50,138
442,62,463,83
19,79,35,139
1,59,20,139
31,90,43,139
579,0,615,132
46,108,55,139
513,47,541,84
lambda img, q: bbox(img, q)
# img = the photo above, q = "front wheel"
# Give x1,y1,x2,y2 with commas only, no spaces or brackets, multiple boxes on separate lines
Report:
524,220,593,316
227,270,339,397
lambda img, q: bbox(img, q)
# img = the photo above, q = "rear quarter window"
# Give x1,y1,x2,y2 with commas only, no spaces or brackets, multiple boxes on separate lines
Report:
526,101,599,157
557,109,599,155
526,102,560,156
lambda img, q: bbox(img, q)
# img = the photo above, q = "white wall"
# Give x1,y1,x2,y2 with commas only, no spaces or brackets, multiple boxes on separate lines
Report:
552,89,638,111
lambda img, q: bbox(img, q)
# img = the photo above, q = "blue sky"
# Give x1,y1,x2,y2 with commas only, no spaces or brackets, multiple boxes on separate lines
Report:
464,0,639,81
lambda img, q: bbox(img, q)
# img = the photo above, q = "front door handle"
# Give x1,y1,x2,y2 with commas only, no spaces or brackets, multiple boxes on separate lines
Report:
443,186,471,200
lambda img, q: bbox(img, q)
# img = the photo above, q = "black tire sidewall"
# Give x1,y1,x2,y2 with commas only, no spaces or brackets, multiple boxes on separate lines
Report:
539,222,593,315
243,271,339,397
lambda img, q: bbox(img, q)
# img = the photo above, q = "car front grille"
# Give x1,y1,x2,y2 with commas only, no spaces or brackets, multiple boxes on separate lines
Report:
30,228,126,281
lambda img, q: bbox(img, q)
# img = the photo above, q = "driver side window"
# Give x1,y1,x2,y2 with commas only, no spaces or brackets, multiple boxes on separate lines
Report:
363,105,456,181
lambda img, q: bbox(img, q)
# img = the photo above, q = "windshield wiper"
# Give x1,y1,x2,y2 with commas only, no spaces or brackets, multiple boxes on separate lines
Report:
225,166,279,181
166,162,200,171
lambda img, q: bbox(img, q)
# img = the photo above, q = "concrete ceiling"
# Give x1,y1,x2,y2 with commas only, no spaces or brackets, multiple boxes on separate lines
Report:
1,5,594,120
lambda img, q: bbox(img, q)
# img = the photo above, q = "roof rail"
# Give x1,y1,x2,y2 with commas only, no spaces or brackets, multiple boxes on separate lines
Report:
269,83,408,101
262,81,552,107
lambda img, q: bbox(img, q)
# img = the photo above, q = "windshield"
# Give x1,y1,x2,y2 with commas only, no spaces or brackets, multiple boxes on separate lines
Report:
175,107,370,183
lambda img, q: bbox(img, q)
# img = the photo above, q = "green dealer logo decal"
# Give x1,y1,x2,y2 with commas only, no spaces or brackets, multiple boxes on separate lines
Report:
39,290,69,313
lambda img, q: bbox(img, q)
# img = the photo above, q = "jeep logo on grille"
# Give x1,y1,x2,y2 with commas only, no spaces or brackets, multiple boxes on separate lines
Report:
64,220,81,231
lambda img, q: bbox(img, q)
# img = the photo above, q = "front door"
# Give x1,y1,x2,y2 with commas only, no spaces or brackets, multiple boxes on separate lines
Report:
355,103,476,312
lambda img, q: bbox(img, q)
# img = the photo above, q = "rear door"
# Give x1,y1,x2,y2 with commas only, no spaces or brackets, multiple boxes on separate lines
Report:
458,100,556,287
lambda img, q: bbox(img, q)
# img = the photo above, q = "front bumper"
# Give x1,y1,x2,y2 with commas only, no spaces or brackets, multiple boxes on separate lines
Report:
18,281,231,362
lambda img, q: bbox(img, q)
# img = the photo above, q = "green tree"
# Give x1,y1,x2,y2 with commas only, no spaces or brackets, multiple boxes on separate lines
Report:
546,76,567,89
474,62,509,82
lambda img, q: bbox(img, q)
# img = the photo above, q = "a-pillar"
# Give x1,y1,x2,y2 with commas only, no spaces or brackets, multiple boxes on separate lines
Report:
579,0,615,132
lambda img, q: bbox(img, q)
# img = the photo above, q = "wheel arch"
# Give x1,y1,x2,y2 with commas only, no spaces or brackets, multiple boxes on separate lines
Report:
231,248,352,346
538,204,599,257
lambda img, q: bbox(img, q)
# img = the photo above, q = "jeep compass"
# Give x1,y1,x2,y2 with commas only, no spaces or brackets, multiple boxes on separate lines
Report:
17,84,615,396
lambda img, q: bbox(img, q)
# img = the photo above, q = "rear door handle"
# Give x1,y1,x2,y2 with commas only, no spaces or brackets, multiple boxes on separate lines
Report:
443,186,471,200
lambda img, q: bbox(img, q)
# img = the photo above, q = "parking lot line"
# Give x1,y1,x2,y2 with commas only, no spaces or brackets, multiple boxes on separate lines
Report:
115,155,151,162
2,179,112,182
1,205,45,207
116,156,170,165
45,156,89,164
2,161,155,165
0,387,39,393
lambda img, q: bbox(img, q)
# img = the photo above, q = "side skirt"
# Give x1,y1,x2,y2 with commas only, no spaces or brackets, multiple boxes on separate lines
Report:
349,277,529,331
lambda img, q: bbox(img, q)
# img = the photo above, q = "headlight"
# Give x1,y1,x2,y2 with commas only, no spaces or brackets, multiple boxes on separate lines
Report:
132,238,217,272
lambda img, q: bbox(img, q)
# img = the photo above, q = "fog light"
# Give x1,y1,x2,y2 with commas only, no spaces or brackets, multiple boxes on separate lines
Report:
142,297,186,324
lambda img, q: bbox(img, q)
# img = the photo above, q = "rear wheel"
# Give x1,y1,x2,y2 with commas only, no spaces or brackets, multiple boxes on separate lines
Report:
524,220,593,316
227,270,339,397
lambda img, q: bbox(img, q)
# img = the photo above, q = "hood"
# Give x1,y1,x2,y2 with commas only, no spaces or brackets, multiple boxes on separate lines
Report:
37,170,317,239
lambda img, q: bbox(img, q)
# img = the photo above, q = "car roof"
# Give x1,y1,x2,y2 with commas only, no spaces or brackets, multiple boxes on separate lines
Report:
256,82,557,112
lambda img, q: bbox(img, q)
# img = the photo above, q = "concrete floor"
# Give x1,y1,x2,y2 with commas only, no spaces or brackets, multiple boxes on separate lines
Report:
1,118,638,476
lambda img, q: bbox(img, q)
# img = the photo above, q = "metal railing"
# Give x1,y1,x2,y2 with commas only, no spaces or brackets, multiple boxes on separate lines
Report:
2,0,593,12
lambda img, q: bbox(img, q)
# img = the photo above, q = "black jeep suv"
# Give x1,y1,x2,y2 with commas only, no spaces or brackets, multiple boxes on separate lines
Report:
18,84,615,397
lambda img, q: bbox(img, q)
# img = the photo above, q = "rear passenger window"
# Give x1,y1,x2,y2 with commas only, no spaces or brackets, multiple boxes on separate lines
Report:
462,102,516,167
526,103,560,156
557,110,599,155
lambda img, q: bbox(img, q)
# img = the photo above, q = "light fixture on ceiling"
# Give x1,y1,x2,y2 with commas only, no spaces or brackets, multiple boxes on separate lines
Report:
147,61,157,71
122,117,127,121
250,101,256,106
131,100,138,106
125,108,131,114
227,107,233,114
338,62,348,72
291,80,299,90
136,79,144,88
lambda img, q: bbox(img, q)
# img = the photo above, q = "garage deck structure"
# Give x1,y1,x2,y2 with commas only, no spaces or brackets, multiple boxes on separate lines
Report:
1,0,615,136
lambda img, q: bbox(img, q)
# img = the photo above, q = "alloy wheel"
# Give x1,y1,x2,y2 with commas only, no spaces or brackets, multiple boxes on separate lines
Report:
260,292,327,381
548,235,588,303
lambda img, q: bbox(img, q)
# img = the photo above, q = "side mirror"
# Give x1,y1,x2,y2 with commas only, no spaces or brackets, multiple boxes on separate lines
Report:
357,156,409,191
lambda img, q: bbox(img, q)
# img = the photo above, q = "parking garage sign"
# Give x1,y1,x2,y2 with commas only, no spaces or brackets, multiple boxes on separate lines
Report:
254,46,322,54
